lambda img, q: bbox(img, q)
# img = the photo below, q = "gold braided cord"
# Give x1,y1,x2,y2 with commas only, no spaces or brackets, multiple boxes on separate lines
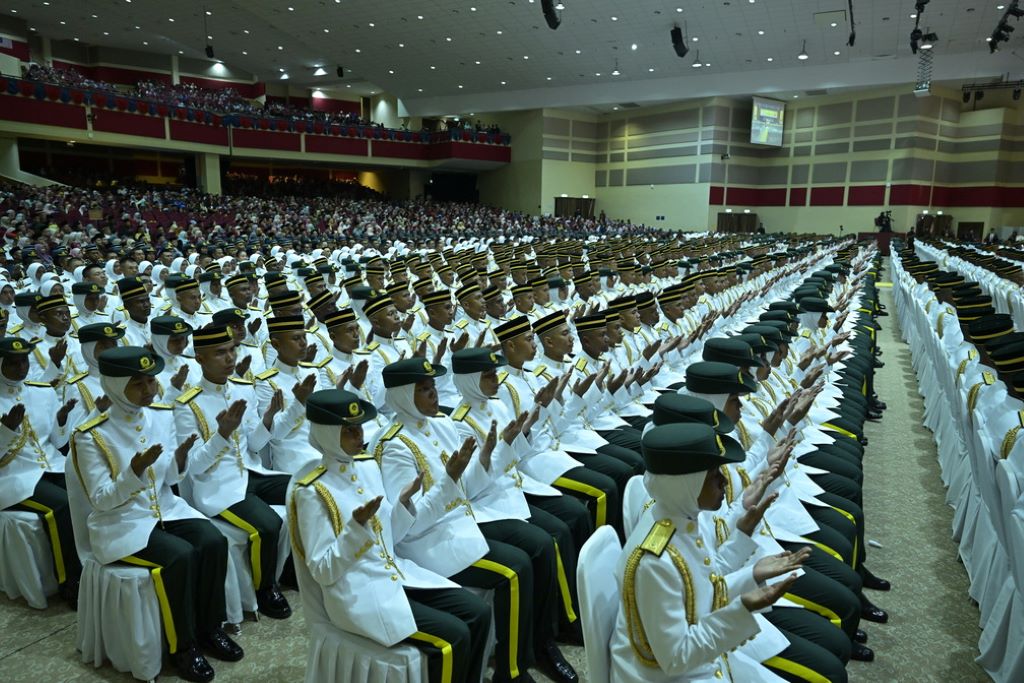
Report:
397,434,435,492
720,465,734,505
90,428,120,478
664,544,697,625
735,419,753,450
0,423,29,468
188,402,212,441
736,466,752,489
622,547,659,668
288,494,306,563
967,382,985,414
1002,426,1021,459
503,381,522,416
710,572,729,611
313,481,342,535
714,516,730,548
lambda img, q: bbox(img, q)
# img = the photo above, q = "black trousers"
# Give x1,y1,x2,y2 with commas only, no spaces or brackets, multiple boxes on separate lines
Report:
121,518,228,654
525,497,592,633
12,472,82,587
598,427,644,457
778,550,861,641
216,472,290,590
766,614,850,683
553,463,622,538
449,539,534,680
405,587,491,683
769,606,853,663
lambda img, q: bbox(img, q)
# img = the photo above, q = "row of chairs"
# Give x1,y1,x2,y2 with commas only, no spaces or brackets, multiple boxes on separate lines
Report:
892,246,1024,683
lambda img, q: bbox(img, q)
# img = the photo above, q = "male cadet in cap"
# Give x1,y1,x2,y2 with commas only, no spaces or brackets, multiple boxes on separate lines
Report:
32,292,82,384
224,274,266,349
253,315,323,474
13,291,44,341
610,422,808,683
115,277,153,347
414,289,474,408
71,281,110,329
453,282,497,347
583,312,663,428
449,348,593,652
304,289,341,361
210,307,266,380
260,289,309,367
72,346,239,683
483,285,509,328
361,291,416,370
289,389,492,683
494,315,624,534
0,337,83,607
176,323,293,620
372,357,559,683
164,275,210,330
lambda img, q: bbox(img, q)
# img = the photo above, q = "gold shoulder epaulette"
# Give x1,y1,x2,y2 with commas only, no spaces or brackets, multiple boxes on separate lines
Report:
454,319,470,330
640,519,675,557
497,370,508,385
8,323,23,334
532,364,548,377
66,371,89,385
365,341,381,351
296,464,327,487
148,402,173,410
353,348,371,355
24,380,54,387
256,368,279,381
229,376,254,385
76,413,109,432
352,452,375,461
451,404,471,422
176,386,203,404
574,357,588,373
299,356,332,369
379,423,403,442
416,331,432,343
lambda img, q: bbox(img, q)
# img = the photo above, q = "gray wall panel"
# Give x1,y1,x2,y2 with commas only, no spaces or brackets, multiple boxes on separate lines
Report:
855,96,895,122
571,153,601,163
791,164,810,184
609,152,625,163
571,120,598,139
628,146,698,161
795,131,814,143
816,127,850,141
543,137,570,149
760,166,790,185
897,93,940,120
818,102,853,126
850,160,889,182
610,120,627,138
940,99,960,123
895,136,935,150
627,165,697,186
702,105,730,128
852,139,892,152
855,123,892,138
957,124,1005,138
542,150,569,161
544,117,571,136
793,146,812,157
609,139,625,151
950,161,999,183
731,106,753,129
892,158,934,182
814,142,850,155
727,165,761,185
571,139,599,152
812,162,848,183
796,109,816,129
629,131,700,148
608,169,624,186
595,170,607,187
627,109,700,135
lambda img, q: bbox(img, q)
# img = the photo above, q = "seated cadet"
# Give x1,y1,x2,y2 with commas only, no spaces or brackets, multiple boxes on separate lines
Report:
32,293,83,384
253,315,323,474
289,389,492,683
209,307,265,380
71,281,110,328
63,323,122,427
116,277,153,347
610,423,806,683
150,316,200,403
373,358,559,683
450,347,593,645
0,336,83,607
164,275,210,330
72,347,239,683
175,323,294,619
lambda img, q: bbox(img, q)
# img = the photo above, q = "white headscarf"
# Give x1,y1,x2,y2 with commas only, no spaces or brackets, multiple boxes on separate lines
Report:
308,421,348,463
72,266,86,283
138,260,154,276
797,312,820,331
645,470,707,521
99,373,141,414
384,384,426,423
170,257,187,273
104,259,119,283
81,340,101,374
40,279,63,297
453,369,490,403
26,262,44,283
151,332,178,360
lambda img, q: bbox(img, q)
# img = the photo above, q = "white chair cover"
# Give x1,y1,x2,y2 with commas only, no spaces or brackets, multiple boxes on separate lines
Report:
293,550,427,683
622,474,649,538
65,466,163,682
0,510,58,609
576,526,623,683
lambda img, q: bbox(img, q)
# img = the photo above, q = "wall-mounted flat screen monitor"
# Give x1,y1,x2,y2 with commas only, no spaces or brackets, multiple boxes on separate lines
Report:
751,96,785,146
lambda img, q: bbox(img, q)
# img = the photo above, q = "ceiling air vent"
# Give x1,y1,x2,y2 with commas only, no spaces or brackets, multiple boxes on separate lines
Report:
617,102,641,109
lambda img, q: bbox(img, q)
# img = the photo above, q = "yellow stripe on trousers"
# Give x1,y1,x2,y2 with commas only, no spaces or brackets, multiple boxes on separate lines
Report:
20,499,66,584
553,540,578,623
782,592,843,628
472,558,520,679
121,555,179,654
408,631,454,683
828,505,859,567
800,536,845,564
218,510,263,589
553,477,606,528
821,422,858,441
764,655,834,683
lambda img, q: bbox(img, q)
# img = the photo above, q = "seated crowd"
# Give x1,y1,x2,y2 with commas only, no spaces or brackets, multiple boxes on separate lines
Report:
1,180,894,683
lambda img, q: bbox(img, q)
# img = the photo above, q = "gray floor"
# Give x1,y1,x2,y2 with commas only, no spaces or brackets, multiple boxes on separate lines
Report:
0,288,988,682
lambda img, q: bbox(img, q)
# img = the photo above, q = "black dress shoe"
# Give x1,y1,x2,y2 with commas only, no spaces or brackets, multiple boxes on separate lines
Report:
859,437,869,447
59,578,80,611
854,629,868,644
536,641,578,683
557,622,585,647
256,585,292,619
201,627,245,662
862,569,891,591
861,603,889,623
851,643,876,661
872,359,885,369
866,410,884,422
173,644,216,683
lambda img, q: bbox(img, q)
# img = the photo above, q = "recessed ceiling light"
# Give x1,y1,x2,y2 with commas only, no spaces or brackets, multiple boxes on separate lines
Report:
280,73,289,80
546,76,552,80
575,49,581,54
446,36,452,42
288,6,294,11
430,65,436,69
135,25,141,29
470,6,477,10
500,80,506,85
43,1,49,5
418,88,423,92
355,48,361,53
997,5,1005,9
986,36,993,41
91,14,97,18
757,30,765,35
676,7,683,12
279,68,285,72
205,10,211,15
314,67,327,76
59,20,65,24
496,30,503,34
243,29,249,34
388,69,394,74
910,13,918,18
830,22,837,27
207,35,212,40
458,84,463,88
103,31,109,35
834,50,841,55
793,94,799,98
346,84,351,87
595,72,601,76
241,50,247,54
611,16,618,21
611,68,620,76
143,41,148,45
631,43,638,50
73,37,79,42
692,36,699,42
168,17,174,22
613,106,619,110
648,67,655,72
766,57,773,61
178,50,183,54
324,29,330,33
417,15,423,19
399,42,404,47
474,60,481,64
523,55,529,59
368,22,375,27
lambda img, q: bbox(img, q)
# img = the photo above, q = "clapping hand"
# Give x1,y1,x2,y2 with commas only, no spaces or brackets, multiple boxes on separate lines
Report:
130,444,163,477
741,572,800,612
353,496,384,525
399,472,424,507
1,404,25,431
262,389,284,430
170,364,190,391
56,398,78,427
174,434,200,471
292,373,318,405
234,354,253,380
216,399,248,438
753,547,812,584
445,438,477,480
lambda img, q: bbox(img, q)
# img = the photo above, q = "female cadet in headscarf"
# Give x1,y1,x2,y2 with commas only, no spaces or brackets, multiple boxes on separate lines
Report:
149,315,199,403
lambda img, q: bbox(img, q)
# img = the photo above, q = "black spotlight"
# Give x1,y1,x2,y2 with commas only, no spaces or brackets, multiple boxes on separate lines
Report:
336,66,344,78
847,30,856,47
1014,88,1022,101
670,26,689,58
963,90,971,103
205,45,215,59
974,90,985,103
542,0,561,30
1009,3,1024,18
910,27,922,54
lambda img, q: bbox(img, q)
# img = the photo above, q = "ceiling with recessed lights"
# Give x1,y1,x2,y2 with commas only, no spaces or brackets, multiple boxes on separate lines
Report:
4,1,1022,116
